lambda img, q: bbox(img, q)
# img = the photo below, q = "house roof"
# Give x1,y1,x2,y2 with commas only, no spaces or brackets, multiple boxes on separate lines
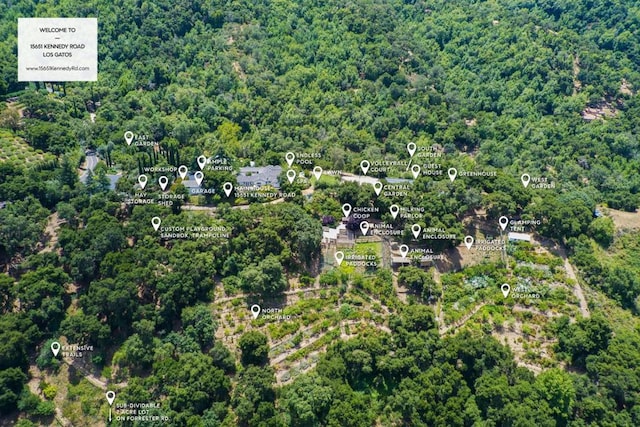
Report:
508,232,531,242
237,165,282,188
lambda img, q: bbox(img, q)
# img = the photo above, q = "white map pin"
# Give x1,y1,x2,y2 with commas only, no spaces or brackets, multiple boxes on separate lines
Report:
341,203,352,218
389,204,399,219
411,224,422,239
194,171,204,186
51,341,60,357
360,160,370,175
334,251,344,266
464,235,474,250
151,216,161,231
448,168,457,182
158,176,169,191
286,169,296,183
197,155,207,170
411,164,421,179
521,173,530,188
138,174,148,190
399,244,409,258
285,152,295,167
407,142,416,157
106,391,115,406
373,182,383,196
501,284,511,298
124,131,134,145
313,166,323,180
178,165,188,179
499,216,509,231
223,182,233,197
360,221,370,236
251,304,261,319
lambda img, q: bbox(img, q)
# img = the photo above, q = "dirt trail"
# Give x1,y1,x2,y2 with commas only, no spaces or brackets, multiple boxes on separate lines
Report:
40,212,61,253
557,245,590,318
572,54,581,95
434,268,445,330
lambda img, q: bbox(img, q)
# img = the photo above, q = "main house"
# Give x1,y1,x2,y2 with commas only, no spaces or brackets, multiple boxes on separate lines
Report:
236,165,282,189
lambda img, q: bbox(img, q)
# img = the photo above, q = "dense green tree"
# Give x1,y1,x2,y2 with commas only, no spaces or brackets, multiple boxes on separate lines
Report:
535,369,576,426
15,266,69,332
153,353,231,416
0,197,49,258
280,374,334,426
0,274,14,314
232,366,278,427
181,304,217,351
239,330,269,366
556,315,612,369
398,266,438,300
0,367,27,414
588,216,615,248
59,312,111,346
239,255,288,296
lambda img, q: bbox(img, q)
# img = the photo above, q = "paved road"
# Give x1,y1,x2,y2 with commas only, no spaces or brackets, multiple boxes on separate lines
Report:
182,187,315,212
79,154,98,184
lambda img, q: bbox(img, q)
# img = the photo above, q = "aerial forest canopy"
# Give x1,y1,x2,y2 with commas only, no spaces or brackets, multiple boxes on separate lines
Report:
1,0,640,426
0,0,638,211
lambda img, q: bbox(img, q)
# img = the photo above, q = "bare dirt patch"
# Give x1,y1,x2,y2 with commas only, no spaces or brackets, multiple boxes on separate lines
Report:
603,206,640,230
581,101,619,121
232,61,246,80
620,79,633,96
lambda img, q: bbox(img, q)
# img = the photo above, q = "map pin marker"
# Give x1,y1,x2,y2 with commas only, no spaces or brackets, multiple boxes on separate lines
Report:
389,204,399,219
158,176,169,191
223,182,233,197
285,152,295,167
448,168,457,182
287,169,296,183
151,216,161,231
373,182,383,196
313,166,323,180
251,304,261,319
124,131,134,145
334,251,344,266
399,244,409,258
521,173,530,188
501,283,511,298
411,164,421,179
106,391,115,406
412,224,422,239
197,155,207,170
51,341,60,357
360,160,370,175
194,171,204,186
407,142,416,157
360,221,370,236
138,174,148,190
499,216,509,231
464,235,474,250
341,203,352,218
178,165,188,179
